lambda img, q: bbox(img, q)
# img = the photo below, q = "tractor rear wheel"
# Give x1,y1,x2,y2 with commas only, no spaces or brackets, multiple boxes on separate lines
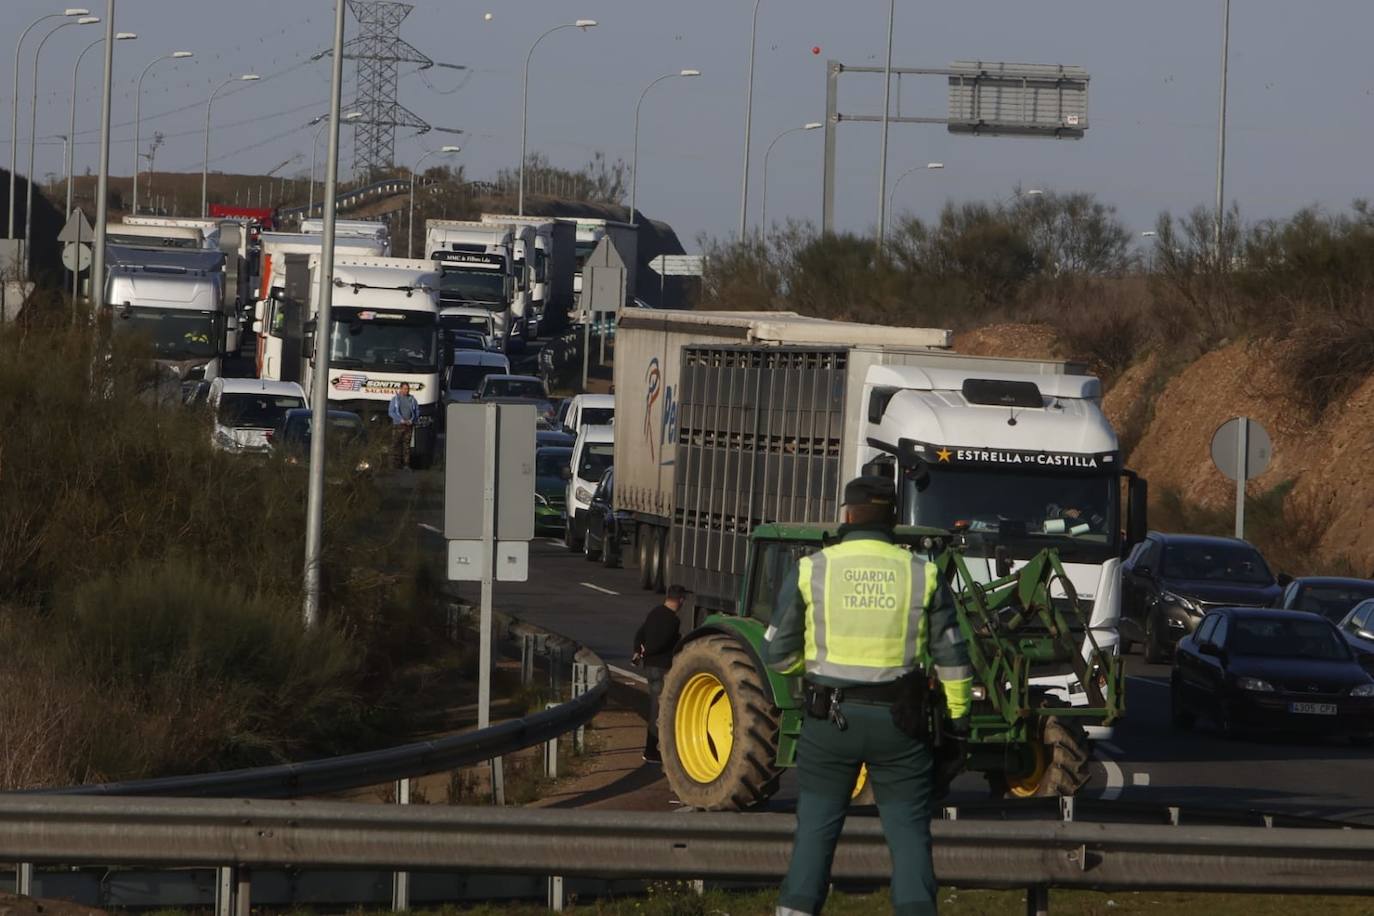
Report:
988,698,1091,798
659,634,784,810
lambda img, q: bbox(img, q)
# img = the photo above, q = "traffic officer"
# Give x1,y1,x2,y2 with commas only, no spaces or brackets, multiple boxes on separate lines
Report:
764,475,972,916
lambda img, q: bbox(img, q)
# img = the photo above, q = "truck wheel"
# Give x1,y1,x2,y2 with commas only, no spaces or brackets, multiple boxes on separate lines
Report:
990,699,1090,798
637,527,655,590
652,530,668,593
659,634,784,811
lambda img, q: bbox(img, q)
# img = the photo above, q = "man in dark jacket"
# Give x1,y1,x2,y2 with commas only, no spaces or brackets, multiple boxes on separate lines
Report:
633,584,687,763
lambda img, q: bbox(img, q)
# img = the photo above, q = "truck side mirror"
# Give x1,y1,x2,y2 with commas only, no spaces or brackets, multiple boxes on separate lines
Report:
252,320,263,334
1125,471,1149,547
1276,573,1294,588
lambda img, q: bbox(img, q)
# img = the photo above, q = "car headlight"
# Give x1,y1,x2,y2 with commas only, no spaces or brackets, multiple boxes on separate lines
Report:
1161,591,1199,613
1235,676,1274,692
1350,683,1374,698
574,485,593,504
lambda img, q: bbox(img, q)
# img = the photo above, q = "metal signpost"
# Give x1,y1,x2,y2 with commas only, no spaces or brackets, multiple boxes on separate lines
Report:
59,209,94,315
821,59,1089,233
1210,416,1273,538
580,237,628,389
446,402,535,804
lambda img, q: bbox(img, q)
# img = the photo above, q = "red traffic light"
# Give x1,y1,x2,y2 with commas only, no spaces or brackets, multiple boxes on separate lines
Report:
811,46,821,55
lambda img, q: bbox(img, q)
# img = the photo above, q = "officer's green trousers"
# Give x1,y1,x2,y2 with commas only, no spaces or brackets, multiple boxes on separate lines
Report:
777,702,936,916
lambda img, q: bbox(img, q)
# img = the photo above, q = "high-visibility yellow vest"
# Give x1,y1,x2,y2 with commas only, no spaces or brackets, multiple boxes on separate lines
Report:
798,539,938,683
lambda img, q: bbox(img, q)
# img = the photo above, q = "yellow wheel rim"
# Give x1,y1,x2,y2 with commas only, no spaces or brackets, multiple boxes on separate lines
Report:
1007,739,1048,798
675,672,735,783
851,764,869,800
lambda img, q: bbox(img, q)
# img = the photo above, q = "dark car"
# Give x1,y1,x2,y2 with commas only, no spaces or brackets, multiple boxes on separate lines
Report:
1171,607,1374,743
1276,577,1374,624
582,467,627,567
1122,532,1282,663
536,429,576,449
535,446,572,533
269,408,372,474
474,374,556,425
1335,599,1374,676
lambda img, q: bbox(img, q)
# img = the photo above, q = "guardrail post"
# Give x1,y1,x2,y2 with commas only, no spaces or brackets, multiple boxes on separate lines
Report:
521,634,534,686
572,662,589,753
392,777,411,911
1026,884,1049,916
234,868,251,916
544,702,560,778
547,875,565,911
215,866,235,916
15,862,32,897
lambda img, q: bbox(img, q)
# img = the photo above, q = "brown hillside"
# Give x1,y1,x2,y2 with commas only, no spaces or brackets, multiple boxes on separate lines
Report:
953,323,1064,361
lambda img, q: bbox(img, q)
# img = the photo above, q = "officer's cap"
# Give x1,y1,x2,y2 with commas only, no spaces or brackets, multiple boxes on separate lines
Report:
842,475,896,509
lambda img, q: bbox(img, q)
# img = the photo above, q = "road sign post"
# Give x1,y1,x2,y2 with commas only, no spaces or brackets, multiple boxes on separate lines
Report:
1210,416,1273,539
445,402,535,804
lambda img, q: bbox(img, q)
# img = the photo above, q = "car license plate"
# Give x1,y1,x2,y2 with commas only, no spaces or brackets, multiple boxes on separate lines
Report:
1289,702,1337,716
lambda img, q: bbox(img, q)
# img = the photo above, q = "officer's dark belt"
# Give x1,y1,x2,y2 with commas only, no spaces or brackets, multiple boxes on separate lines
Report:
804,680,901,705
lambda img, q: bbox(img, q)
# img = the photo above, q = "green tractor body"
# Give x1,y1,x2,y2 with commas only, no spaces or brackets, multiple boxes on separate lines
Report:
658,523,1125,810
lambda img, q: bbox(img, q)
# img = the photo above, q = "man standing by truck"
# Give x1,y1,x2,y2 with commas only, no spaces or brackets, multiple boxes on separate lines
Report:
764,476,972,916
387,383,419,469
633,584,687,763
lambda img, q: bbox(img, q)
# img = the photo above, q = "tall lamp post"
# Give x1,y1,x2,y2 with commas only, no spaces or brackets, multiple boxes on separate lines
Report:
885,161,943,234
309,110,361,217
69,31,136,217
518,19,597,215
202,73,260,216
759,121,822,233
875,0,897,250
737,0,763,238
10,8,90,241
26,15,100,276
132,50,192,215
1214,0,1231,260
409,145,460,257
630,69,699,226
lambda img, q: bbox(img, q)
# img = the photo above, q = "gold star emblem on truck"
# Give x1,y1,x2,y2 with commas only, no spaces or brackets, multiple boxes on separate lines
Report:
936,448,952,463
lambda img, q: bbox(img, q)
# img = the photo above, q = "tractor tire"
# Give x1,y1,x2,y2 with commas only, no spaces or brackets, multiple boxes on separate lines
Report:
990,698,1091,798
637,526,655,590
659,634,784,811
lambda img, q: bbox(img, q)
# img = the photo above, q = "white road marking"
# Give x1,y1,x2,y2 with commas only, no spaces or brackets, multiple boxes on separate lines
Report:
1096,751,1125,801
1098,740,1125,757
1132,772,1151,787
581,582,620,596
610,665,647,685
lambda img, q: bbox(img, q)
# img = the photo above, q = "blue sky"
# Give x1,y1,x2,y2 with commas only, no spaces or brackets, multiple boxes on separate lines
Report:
5,0,1373,246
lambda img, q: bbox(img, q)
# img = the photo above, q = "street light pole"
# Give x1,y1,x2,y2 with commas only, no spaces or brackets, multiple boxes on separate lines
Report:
875,0,897,250
885,161,944,234
409,145,460,258
303,0,350,629
27,17,99,277
1214,0,1231,261
309,111,361,218
10,8,89,240
738,0,762,238
760,122,822,234
89,0,115,329
132,50,192,216
518,19,597,216
630,70,700,227
203,74,259,217
69,32,136,218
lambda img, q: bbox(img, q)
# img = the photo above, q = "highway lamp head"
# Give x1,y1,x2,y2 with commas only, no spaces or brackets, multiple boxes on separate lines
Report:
115,33,137,41
76,16,100,25
803,122,823,130
926,162,944,170
239,74,261,82
441,145,461,153
172,51,194,59
343,111,363,121
574,19,597,29
679,69,701,77
63,8,91,16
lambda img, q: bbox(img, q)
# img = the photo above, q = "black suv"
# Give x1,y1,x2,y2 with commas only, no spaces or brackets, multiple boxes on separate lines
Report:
1122,532,1283,663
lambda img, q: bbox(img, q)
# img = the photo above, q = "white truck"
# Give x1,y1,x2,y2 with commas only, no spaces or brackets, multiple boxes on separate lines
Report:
105,258,226,382
301,218,391,254
563,217,637,318
305,256,442,468
480,214,570,339
251,231,387,382
611,309,1149,726
425,220,518,351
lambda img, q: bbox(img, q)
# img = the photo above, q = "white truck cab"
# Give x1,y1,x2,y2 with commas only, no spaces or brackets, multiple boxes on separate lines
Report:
106,263,225,382
566,423,615,551
426,220,520,348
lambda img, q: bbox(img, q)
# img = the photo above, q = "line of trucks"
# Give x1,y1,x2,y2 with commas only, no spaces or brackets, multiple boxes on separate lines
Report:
572,309,1146,806
98,211,636,467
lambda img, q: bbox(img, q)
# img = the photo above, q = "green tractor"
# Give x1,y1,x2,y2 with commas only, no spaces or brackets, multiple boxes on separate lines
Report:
657,523,1125,810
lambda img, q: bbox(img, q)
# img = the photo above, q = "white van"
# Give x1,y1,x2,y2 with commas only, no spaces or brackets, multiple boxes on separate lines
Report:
565,423,614,551
207,377,306,452
445,351,510,404
561,393,615,435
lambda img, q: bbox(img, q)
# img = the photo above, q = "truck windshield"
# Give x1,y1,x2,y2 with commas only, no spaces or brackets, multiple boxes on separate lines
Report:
113,307,219,359
329,316,437,373
439,269,504,305
901,467,1119,561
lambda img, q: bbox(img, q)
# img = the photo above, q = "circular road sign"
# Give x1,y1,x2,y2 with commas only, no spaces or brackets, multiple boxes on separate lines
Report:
61,241,92,273
1210,416,1273,482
